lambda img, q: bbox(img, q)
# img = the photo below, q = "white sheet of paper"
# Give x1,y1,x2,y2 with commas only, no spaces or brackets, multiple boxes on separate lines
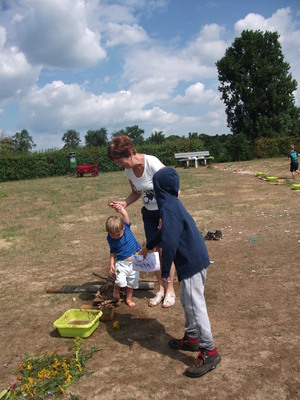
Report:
132,252,160,272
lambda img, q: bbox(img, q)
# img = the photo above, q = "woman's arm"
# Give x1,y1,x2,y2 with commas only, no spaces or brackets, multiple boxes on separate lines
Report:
109,180,140,209
124,180,141,207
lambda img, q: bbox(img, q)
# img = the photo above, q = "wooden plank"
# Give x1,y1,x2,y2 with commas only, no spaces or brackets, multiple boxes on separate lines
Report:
46,281,154,293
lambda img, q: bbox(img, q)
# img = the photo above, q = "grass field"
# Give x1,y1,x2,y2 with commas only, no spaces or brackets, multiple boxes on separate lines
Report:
0,158,299,399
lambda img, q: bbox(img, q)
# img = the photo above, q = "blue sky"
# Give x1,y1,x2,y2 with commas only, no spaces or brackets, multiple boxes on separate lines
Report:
0,0,300,150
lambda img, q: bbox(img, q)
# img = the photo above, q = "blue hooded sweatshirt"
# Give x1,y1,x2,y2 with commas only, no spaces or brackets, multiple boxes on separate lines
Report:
146,167,210,282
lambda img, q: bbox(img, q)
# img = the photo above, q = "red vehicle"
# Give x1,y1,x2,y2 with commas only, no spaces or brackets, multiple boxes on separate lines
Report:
77,164,98,177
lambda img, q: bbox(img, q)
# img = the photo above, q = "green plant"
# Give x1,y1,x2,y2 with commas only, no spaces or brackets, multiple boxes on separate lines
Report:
0,338,101,399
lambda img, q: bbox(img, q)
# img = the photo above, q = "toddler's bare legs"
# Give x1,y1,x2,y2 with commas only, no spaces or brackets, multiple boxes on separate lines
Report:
125,287,135,307
113,285,120,301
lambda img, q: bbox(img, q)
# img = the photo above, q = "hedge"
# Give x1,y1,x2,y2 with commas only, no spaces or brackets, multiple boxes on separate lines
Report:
2,136,298,182
254,136,300,158
0,139,206,182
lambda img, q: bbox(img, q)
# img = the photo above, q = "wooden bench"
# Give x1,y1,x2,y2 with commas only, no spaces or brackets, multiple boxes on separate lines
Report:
77,164,98,177
174,151,212,168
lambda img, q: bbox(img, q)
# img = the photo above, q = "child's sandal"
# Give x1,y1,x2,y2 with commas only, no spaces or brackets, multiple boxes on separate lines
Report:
149,291,164,307
162,292,176,308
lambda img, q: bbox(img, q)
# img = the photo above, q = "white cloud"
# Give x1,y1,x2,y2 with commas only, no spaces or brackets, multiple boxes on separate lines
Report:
124,46,215,89
235,7,293,36
182,23,228,65
235,13,268,33
124,106,179,124
20,81,134,129
130,77,175,103
0,26,40,101
19,80,172,134
12,0,106,68
106,23,148,46
173,82,217,105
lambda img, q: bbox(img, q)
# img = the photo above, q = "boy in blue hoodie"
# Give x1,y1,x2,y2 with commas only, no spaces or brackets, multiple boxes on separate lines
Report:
141,167,221,378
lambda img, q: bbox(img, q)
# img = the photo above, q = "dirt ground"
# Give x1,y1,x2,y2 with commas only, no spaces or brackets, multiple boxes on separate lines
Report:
0,159,299,399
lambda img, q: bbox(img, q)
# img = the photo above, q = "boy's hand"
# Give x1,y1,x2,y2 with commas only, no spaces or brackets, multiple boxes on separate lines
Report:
109,265,115,275
112,203,124,213
110,203,129,224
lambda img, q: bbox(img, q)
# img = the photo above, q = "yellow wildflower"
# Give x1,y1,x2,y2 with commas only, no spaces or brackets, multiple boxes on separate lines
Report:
24,384,30,394
61,362,67,370
76,363,82,372
113,320,120,330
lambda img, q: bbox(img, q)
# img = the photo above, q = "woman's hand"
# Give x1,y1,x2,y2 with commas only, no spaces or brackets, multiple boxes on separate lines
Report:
139,245,149,259
108,200,127,209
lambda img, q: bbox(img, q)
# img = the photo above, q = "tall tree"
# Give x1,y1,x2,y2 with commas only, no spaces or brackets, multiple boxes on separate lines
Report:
225,133,254,161
112,125,144,145
216,30,300,142
12,129,36,153
62,129,81,148
146,131,165,144
85,128,108,147
0,137,14,152
188,132,199,140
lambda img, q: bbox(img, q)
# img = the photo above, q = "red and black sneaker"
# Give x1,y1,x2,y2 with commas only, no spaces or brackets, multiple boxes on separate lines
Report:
168,336,200,352
185,348,221,378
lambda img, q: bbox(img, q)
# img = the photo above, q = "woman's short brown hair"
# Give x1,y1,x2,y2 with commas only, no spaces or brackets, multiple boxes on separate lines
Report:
107,135,137,160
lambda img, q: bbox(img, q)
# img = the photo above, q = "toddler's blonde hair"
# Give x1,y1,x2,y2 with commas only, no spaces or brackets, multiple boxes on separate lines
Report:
106,215,124,235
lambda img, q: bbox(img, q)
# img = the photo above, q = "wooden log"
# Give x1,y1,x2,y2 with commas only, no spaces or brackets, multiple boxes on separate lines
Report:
47,281,154,294
137,281,154,290
47,284,102,293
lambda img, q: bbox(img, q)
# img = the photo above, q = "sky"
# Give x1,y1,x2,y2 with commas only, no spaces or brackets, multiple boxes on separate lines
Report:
0,0,300,151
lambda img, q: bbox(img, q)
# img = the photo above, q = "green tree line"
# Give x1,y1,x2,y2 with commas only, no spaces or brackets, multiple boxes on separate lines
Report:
1,134,300,182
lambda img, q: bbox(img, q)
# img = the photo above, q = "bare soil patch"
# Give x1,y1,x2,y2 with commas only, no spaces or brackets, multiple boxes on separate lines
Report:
0,158,299,399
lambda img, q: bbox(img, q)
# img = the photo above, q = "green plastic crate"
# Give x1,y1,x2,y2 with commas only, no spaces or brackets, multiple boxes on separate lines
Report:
54,309,103,338
267,176,277,182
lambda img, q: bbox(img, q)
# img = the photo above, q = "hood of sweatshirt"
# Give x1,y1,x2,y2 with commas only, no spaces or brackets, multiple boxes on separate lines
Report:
153,167,179,209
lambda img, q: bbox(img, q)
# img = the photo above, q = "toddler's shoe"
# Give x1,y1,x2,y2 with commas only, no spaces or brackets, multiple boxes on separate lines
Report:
168,335,200,352
185,348,221,378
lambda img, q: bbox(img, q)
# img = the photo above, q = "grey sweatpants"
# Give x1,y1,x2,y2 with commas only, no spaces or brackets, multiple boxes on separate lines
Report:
180,268,215,351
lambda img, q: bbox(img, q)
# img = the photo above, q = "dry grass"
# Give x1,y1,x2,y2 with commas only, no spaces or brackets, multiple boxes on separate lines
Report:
1,158,300,399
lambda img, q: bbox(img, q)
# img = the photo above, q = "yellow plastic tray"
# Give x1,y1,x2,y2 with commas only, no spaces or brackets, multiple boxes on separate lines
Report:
54,309,103,338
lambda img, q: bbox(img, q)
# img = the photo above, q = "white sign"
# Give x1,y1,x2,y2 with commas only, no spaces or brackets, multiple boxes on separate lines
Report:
132,252,160,272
